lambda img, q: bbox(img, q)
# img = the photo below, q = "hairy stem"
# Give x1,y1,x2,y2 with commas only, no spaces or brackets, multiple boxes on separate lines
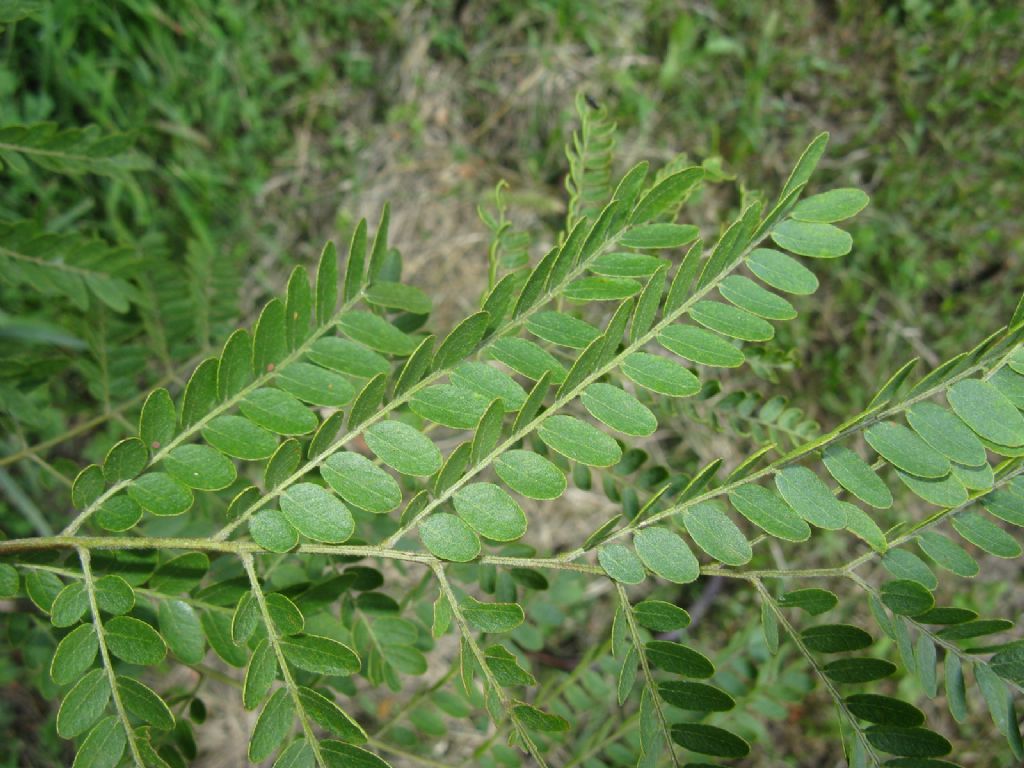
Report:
79,548,146,767
241,552,328,768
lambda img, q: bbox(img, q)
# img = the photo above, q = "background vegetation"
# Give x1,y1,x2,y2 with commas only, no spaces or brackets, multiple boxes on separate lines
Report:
1,1,1022,765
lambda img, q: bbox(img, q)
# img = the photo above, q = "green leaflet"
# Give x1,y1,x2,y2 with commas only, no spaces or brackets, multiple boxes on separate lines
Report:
864,421,951,478
243,639,277,710
308,337,390,379
801,624,873,653
843,503,887,552
658,325,745,368
51,582,88,627
563,276,641,301
671,723,750,759
991,646,1024,688
52,624,98,686
845,693,924,727
96,495,142,532
275,362,355,407
658,681,735,712
104,615,166,665
630,167,704,223
512,703,570,733
882,549,938,590
598,543,646,584
218,330,253,400
718,275,796,320
0,564,16,599
102,438,147,483
526,311,600,348
181,359,218,429
164,444,236,491
778,588,838,616
746,248,819,295
688,300,774,342
419,513,481,562
347,374,388,429
461,596,524,632
321,451,402,513
452,483,527,542
365,281,432,315
952,460,994,491
880,580,935,616
771,219,852,258
581,383,657,436
250,509,299,553
365,420,443,477
916,531,979,577
432,311,489,371
158,600,205,664
645,641,714,677
117,675,174,730
823,658,897,684
537,414,622,467
896,469,968,507
279,634,360,676
685,501,752,566
72,465,105,509
634,600,691,631
240,387,318,435
485,645,536,686
253,299,287,374
94,575,134,614
56,669,111,738
620,352,701,397
487,337,567,382
790,188,870,222
494,450,566,500
26,570,63,612
906,401,988,466
297,687,367,743
947,378,1024,447
727,484,811,541
202,415,278,460
982,482,1024,525
288,268,314,348
864,726,952,758
633,526,700,583
620,223,699,249
410,384,490,429
821,445,893,509
451,361,527,412
249,688,294,762
320,740,392,767
71,716,125,768
127,472,193,517
590,252,666,277
338,310,419,356
952,510,1022,558
280,483,354,544
774,466,847,529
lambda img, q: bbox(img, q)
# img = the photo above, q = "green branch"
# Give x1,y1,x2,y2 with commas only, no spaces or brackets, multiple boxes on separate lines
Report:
430,563,551,768
615,584,681,767
79,548,146,767
61,294,366,536
752,577,882,767
241,552,328,768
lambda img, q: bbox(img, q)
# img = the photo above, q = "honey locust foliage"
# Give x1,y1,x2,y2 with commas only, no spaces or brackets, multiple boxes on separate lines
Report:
3,95,1024,768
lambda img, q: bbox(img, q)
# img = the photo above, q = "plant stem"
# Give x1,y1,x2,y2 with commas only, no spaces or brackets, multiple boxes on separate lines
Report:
79,547,146,767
